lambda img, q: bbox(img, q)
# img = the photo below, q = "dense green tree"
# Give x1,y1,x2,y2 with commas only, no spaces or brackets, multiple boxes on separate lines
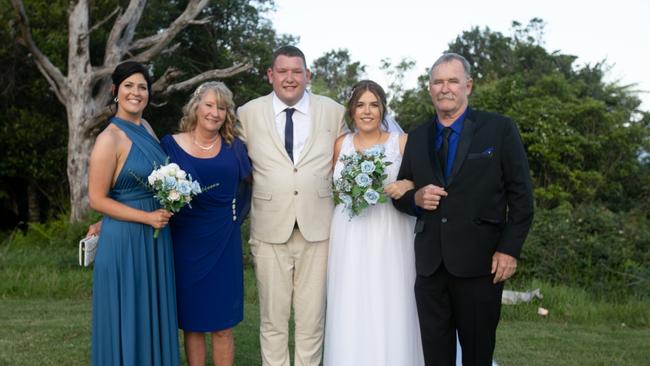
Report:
2,0,292,223
310,49,366,104
0,0,69,225
390,19,650,210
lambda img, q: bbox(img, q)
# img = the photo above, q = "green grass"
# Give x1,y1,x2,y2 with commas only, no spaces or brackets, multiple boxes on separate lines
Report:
1,219,650,365
2,277,650,365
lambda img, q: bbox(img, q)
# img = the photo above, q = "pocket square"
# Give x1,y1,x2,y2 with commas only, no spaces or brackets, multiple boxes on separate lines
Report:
481,147,495,156
467,147,496,160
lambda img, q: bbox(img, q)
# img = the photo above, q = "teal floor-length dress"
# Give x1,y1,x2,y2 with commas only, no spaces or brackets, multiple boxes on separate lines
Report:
91,117,179,366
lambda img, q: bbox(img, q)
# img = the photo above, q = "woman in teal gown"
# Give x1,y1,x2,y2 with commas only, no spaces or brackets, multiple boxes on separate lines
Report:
88,62,179,366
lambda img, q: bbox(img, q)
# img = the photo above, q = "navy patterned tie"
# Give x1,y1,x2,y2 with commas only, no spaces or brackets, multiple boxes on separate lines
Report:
284,108,295,162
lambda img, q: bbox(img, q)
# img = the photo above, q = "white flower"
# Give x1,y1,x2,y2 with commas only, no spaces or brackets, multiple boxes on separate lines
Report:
175,169,187,179
168,190,180,201
164,163,180,177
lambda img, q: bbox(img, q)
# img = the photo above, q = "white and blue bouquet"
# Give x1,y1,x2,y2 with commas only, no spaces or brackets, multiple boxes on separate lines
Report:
332,145,392,218
144,162,217,238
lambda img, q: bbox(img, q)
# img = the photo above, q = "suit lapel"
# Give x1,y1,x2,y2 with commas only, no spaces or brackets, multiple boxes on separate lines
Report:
446,115,475,186
264,95,293,163
426,121,446,184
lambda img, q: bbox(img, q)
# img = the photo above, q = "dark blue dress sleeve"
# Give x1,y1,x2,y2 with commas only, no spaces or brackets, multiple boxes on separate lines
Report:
232,137,252,225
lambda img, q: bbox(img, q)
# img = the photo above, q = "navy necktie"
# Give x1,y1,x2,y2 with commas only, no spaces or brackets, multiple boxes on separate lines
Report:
284,108,295,162
438,127,452,178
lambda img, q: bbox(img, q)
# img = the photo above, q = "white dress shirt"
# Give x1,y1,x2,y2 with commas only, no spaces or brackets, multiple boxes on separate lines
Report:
272,92,311,165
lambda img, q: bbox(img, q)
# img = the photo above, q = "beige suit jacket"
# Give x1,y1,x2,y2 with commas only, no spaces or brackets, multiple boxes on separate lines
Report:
237,93,347,243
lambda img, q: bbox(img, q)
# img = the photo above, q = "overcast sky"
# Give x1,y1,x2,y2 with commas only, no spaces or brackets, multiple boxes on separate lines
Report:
269,0,650,111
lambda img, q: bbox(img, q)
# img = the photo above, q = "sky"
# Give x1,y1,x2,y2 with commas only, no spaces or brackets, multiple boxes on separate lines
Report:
269,0,650,111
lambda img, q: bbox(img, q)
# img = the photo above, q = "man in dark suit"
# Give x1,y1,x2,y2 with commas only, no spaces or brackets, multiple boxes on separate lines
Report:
393,53,534,366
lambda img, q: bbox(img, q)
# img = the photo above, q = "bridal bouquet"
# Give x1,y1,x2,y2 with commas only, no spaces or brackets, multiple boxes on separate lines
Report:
332,145,392,218
144,162,217,238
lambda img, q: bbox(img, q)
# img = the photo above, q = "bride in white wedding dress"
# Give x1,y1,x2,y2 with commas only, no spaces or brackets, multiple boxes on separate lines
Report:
323,80,424,366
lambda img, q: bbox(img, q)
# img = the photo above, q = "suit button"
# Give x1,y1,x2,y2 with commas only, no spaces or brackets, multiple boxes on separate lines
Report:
441,217,448,223
294,168,298,172
294,191,298,195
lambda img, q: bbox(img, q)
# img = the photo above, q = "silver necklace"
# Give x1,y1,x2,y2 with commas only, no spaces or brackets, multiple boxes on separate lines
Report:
192,133,219,151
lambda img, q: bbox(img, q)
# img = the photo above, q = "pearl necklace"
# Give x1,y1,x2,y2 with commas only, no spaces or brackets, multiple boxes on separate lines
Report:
192,133,220,151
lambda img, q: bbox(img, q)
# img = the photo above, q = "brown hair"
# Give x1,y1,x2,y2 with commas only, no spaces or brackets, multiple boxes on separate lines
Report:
179,81,237,145
271,45,307,69
346,80,388,131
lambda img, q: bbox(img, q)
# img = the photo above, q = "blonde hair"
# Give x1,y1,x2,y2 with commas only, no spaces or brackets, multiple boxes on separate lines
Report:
179,81,237,145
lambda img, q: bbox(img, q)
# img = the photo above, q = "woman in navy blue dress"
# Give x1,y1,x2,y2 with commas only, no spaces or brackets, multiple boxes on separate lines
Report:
88,62,179,365
160,81,251,366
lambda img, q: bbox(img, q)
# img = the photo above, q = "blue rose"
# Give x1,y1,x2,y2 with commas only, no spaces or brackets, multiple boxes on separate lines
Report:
354,173,372,188
363,189,380,204
190,181,202,194
177,181,192,195
360,160,376,174
364,145,385,157
340,194,352,208
163,175,177,189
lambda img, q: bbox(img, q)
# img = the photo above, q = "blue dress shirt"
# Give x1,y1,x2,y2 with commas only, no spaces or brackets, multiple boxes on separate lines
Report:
435,108,467,183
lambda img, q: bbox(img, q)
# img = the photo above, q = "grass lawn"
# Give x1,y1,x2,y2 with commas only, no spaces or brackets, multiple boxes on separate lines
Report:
1,267,649,365
1,221,649,365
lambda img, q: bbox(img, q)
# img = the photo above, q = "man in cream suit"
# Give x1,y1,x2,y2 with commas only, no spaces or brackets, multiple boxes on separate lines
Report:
237,46,346,366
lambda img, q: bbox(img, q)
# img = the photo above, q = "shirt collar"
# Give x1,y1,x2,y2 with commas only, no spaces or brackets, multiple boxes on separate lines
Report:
435,107,468,136
272,91,310,117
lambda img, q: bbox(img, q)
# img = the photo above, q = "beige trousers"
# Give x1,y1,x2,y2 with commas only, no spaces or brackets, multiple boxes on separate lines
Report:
249,229,328,366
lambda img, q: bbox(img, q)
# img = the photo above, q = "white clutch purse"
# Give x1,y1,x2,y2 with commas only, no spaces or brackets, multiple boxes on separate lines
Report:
79,235,99,267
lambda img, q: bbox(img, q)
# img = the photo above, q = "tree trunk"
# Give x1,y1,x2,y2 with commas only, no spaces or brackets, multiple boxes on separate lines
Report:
66,0,94,222
67,125,94,222
67,99,95,222
11,0,250,222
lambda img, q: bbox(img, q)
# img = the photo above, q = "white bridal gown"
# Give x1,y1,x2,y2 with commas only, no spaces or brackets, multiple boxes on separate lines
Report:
324,132,425,366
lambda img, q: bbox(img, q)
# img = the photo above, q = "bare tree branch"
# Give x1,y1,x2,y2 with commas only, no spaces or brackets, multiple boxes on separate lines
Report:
127,16,210,53
128,0,210,63
89,62,251,132
103,0,146,64
155,62,252,98
161,42,181,56
189,17,212,25
9,0,68,102
82,6,121,40
128,33,165,52
151,67,186,95
94,0,209,84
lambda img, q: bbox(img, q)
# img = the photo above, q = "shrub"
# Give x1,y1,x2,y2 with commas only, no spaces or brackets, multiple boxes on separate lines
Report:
518,203,650,299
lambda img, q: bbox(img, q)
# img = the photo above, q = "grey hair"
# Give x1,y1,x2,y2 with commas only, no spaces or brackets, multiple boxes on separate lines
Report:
430,53,472,81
